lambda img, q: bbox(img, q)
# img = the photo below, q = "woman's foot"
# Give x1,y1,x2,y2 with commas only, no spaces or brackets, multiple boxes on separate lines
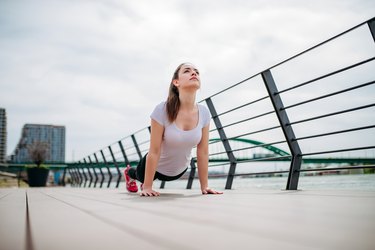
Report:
124,166,138,192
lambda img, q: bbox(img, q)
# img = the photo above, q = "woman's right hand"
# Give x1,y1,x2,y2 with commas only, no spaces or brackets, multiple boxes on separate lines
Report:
140,188,160,197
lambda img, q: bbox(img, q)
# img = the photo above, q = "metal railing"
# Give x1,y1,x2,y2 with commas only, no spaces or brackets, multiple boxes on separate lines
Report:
66,17,375,190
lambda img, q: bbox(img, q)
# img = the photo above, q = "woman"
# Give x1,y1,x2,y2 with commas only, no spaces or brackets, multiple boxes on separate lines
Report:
124,63,223,196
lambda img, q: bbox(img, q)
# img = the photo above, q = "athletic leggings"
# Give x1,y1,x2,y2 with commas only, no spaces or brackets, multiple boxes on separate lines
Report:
127,153,187,183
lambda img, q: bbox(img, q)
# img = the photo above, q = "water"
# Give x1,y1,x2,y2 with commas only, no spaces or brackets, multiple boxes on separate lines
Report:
156,174,375,191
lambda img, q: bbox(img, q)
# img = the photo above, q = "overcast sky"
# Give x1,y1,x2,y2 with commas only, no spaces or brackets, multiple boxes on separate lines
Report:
1,0,374,162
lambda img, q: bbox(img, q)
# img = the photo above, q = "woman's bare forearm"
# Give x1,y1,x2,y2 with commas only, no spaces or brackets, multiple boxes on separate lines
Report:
197,151,209,190
143,152,160,189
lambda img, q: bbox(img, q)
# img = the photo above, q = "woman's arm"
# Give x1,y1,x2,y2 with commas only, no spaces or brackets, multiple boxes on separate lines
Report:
197,125,223,195
141,119,164,196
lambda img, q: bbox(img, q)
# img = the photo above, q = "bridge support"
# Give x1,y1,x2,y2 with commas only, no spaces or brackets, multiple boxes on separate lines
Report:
261,70,302,190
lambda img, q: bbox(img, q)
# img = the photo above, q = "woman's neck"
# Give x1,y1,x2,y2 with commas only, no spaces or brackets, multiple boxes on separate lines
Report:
179,91,196,111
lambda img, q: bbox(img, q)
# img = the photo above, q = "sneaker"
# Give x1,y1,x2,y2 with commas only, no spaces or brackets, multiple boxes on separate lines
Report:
124,165,138,193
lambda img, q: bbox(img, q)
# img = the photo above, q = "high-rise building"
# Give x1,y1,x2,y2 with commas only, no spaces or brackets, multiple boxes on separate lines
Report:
0,108,6,163
12,124,65,163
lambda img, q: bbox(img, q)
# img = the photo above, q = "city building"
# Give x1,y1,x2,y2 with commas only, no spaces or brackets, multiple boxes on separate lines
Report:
0,108,6,163
11,124,65,163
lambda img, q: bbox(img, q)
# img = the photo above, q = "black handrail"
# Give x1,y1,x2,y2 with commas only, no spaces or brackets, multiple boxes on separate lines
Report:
67,17,375,190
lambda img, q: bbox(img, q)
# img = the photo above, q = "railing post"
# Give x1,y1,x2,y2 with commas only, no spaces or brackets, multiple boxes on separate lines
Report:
68,168,75,186
186,158,196,189
71,167,78,186
88,156,99,187
100,150,112,188
118,141,130,166
94,153,105,188
67,168,74,186
131,134,143,160
83,158,93,187
206,97,237,189
79,161,88,187
74,167,81,187
75,164,83,187
62,166,67,186
261,69,302,190
159,180,165,189
109,145,121,188
67,168,72,186
75,166,81,187
368,18,375,43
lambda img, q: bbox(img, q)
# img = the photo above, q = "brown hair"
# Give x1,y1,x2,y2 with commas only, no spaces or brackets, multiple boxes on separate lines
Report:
166,63,186,122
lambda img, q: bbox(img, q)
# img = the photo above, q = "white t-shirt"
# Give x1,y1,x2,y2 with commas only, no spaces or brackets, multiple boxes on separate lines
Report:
150,101,211,176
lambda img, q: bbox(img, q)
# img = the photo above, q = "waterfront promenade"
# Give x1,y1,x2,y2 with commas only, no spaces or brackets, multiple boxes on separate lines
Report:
1,187,374,250
1,17,374,250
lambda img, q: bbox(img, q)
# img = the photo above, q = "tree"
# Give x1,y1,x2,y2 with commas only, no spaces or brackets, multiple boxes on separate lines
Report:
27,141,50,167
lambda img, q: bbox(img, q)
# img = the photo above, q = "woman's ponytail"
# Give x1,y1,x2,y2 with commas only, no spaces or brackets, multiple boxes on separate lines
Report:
166,63,185,122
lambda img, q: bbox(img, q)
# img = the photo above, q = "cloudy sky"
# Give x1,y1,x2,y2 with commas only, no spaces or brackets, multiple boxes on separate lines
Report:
1,0,374,162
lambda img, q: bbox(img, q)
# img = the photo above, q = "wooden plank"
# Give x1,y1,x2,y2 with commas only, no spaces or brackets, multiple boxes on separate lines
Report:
2,188,375,250
26,189,163,250
0,189,26,250
46,188,375,250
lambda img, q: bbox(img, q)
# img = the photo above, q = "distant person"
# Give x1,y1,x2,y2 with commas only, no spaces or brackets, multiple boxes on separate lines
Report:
124,63,223,196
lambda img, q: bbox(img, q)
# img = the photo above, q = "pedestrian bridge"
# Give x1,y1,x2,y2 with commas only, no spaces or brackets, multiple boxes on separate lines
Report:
1,17,375,250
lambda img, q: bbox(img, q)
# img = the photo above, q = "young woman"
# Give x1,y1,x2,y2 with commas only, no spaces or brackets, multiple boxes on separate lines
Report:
124,63,223,196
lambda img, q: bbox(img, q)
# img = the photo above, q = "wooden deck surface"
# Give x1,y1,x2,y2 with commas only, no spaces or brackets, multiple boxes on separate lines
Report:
1,187,374,250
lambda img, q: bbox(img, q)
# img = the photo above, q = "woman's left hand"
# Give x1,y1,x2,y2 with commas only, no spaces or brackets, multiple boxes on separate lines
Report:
201,187,223,195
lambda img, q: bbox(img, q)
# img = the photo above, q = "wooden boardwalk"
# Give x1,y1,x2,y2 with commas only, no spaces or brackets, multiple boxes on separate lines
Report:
1,187,374,250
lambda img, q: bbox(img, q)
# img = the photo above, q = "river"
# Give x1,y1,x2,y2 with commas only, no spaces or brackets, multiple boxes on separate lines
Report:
159,174,375,191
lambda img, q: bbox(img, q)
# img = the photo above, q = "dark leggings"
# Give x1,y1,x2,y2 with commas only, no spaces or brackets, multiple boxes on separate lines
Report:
128,153,187,183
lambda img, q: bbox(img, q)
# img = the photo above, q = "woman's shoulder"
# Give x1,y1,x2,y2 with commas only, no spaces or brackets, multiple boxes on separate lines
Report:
198,103,211,125
154,101,167,111
197,103,209,114
150,101,168,126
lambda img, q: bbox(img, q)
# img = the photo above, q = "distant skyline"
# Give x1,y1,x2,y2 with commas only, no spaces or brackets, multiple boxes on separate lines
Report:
1,0,374,162
11,124,65,163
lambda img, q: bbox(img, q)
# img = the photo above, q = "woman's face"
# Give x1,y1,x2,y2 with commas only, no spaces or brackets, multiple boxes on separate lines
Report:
174,63,200,91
